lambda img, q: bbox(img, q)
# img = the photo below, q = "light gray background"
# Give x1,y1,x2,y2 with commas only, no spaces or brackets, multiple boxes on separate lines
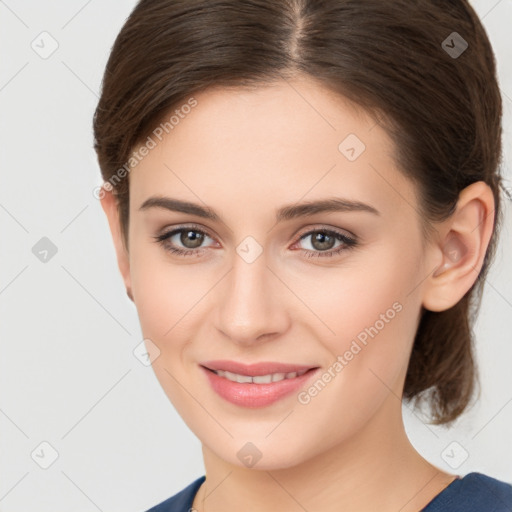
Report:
0,1,511,511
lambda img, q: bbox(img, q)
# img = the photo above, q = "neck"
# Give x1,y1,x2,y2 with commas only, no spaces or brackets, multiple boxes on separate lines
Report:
192,394,456,512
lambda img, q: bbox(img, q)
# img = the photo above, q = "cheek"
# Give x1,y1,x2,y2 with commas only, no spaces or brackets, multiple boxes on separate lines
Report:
129,242,227,401
291,297,418,453
129,248,209,411
334,298,415,400
289,241,416,345
293,243,421,403
129,243,202,342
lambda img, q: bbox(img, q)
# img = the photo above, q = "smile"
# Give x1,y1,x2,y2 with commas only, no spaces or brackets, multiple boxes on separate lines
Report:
200,365,320,408
211,368,310,383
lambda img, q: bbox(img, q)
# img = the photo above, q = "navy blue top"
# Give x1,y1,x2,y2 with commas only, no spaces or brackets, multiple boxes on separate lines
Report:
145,472,512,511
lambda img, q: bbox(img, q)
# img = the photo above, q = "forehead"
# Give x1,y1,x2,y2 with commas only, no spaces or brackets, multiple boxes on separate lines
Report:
129,77,419,222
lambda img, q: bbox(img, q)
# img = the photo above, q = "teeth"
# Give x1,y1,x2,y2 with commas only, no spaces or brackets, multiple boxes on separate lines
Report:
214,368,309,383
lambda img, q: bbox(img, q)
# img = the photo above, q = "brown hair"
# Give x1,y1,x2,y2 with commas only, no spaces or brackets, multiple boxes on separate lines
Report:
93,0,504,424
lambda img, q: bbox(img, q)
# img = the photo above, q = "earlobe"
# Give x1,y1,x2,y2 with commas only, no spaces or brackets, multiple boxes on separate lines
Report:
422,181,495,312
99,187,133,302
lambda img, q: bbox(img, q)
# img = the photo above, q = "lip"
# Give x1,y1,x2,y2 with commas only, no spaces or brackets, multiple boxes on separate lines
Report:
200,360,318,376
200,363,320,408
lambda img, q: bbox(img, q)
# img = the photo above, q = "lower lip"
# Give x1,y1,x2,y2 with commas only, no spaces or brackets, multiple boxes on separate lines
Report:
200,366,319,408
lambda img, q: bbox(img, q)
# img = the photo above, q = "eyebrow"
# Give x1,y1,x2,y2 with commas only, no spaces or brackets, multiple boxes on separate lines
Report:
139,196,380,222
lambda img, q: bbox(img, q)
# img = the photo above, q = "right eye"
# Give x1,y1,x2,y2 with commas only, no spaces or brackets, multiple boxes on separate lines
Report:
154,225,217,257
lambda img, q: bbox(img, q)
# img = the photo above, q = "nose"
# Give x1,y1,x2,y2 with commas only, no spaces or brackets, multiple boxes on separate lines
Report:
214,251,290,346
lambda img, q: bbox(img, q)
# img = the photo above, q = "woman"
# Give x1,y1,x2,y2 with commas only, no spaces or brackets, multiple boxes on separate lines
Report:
93,0,512,510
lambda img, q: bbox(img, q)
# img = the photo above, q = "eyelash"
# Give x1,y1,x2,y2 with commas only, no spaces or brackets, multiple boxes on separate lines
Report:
153,224,358,259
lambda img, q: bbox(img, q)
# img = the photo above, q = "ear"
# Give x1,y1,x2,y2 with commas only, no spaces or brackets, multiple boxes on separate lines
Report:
100,188,134,302
422,181,495,312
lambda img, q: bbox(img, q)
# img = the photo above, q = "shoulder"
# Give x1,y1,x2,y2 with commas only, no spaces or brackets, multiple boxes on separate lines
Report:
145,475,206,512
423,472,512,511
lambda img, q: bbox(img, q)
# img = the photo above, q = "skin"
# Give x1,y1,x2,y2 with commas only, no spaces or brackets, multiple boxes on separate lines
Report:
101,75,495,511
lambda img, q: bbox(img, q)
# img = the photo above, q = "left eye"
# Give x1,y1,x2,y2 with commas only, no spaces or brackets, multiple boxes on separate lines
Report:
154,226,358,258
293,229,358,258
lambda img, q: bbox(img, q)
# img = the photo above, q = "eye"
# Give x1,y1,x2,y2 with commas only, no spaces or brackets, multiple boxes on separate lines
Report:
293,228,358,258
153,225,216,257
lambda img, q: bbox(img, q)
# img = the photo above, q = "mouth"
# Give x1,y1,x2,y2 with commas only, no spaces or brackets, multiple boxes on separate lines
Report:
200,360,319,378
201,366,316,384
199,361,321,408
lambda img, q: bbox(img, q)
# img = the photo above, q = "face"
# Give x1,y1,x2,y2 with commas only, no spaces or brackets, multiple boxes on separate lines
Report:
113,76,435,469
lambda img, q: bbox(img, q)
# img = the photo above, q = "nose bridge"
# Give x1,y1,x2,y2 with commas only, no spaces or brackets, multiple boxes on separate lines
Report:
215,247,288,343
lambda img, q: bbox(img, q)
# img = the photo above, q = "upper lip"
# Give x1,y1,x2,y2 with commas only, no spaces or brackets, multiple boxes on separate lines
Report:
201,360,319,376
